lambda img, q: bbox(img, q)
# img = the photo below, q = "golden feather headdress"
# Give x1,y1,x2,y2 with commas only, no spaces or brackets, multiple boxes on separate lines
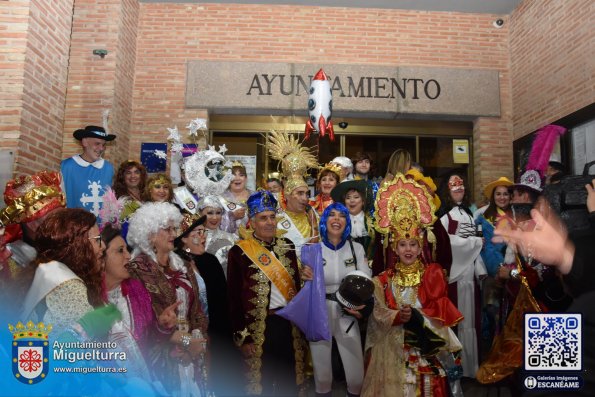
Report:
267,130,318,195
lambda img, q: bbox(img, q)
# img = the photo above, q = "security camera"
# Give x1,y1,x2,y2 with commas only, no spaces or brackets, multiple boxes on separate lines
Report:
493,19,504,28
338,122,348,129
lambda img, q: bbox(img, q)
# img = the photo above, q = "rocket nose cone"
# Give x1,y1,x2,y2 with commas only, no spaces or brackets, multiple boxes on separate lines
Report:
313,68,328,81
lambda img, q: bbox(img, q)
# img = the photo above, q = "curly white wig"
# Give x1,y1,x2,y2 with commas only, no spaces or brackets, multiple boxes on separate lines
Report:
127,202,183,263
198,195,224,211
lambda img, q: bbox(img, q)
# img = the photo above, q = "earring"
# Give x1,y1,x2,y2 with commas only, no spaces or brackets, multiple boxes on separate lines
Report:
185,247,191,253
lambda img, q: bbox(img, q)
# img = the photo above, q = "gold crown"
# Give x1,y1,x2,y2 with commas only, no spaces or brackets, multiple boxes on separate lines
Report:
318,163,342,180
231,160,245,169
8,321,53,341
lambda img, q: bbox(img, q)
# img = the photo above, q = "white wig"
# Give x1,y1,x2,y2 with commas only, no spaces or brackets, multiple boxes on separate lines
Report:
127,202,183,263
198,195,224,211
331,156,353,170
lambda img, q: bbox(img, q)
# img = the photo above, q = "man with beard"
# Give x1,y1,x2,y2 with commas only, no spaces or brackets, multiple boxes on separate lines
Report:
60,125,116,218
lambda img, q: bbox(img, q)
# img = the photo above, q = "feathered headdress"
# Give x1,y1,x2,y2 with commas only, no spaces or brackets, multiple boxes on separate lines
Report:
98,187,123,231
526,124,567,178
267,129,318,195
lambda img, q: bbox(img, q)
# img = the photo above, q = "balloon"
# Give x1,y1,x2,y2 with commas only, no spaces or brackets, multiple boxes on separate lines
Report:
305,69,335,141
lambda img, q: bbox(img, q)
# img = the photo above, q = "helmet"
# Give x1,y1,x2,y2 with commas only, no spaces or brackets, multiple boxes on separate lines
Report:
335,270,374,309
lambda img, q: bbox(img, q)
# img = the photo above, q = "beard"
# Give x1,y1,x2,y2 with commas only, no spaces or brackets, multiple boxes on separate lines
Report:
512,203,533,220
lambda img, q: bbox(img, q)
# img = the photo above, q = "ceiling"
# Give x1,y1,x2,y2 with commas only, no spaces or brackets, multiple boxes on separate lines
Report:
140,0,523,14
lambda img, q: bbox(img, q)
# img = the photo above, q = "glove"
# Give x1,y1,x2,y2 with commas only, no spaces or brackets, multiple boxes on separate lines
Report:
77,304,122,340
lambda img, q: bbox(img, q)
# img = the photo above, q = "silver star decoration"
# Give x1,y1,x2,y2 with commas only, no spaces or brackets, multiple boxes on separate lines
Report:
154,150,167,159
208,145,216,151
167,126,180,142
187,118,207,136
171,142,184,153
205,163,220,180
218,144,228,155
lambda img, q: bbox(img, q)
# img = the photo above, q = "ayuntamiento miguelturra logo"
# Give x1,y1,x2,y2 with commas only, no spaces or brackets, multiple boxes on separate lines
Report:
9,321,52,385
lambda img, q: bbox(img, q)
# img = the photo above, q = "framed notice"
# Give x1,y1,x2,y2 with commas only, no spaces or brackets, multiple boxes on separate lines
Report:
140,143,167,173
452,139,469,164
226,155,257,191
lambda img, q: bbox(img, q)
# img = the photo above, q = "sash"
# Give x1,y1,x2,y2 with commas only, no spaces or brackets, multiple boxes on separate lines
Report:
237,239,296,302
276,210,310,256
173,186,198,214
22,261,80,319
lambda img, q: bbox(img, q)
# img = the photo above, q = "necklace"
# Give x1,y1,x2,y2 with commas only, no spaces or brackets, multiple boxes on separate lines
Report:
394,259,424,287
392,259,424,307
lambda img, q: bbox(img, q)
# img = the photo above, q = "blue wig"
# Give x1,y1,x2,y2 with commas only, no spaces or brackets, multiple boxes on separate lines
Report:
320,202,352,250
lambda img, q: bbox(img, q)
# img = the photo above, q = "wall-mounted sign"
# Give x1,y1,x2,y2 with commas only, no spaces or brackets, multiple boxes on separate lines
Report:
141,143,167,173
186,61,500,119
226,155,257,191
453,139,470,164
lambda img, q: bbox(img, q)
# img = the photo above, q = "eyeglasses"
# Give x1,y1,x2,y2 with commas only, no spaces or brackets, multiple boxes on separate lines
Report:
88,235,103,246
196,229,209,236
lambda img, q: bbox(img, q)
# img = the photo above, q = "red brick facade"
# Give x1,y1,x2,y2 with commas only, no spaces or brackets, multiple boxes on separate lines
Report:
1,0,74,175
2,0,593,201
62,0,139,166
510,0,594,139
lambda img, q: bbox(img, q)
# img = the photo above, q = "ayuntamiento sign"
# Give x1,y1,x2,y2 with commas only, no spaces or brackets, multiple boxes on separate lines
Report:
186,61,500,118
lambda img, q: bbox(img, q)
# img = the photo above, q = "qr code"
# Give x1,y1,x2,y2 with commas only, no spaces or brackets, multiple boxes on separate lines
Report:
525,313,581,371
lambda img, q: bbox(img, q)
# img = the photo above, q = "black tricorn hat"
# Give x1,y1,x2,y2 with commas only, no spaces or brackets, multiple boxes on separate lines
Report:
330,180,373,212
335,270,374,309
73,125,116,141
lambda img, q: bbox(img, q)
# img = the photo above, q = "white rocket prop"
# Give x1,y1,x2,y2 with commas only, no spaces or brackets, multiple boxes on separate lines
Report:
305,69,335,141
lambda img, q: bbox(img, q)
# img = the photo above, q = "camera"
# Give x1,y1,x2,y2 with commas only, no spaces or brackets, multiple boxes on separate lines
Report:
493,19,504,28
338,122,348,129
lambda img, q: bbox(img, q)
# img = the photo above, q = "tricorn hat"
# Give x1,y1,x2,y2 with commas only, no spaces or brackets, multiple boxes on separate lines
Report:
73,125,116,141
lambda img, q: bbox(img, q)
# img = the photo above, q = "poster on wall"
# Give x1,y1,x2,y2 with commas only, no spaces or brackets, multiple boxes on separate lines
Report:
452,139,470,164
140,143,167,173
226,155,257,191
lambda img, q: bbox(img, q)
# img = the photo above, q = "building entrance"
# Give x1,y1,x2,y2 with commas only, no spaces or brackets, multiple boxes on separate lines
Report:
210,115,473,195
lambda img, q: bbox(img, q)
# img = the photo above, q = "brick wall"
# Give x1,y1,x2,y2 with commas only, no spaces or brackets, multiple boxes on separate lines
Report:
62,0,139,168
510,0,595,138
132,4,513,200
0,0,74,175
7,1,591,201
